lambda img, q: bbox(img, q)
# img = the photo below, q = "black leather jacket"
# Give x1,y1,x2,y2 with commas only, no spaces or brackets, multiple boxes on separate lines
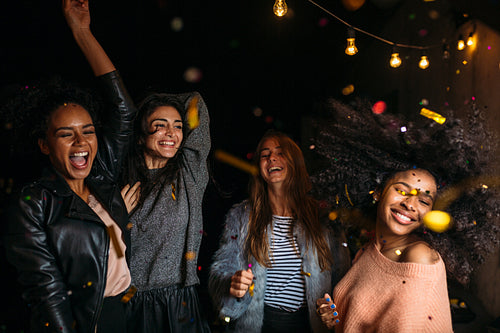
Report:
4,71,136,333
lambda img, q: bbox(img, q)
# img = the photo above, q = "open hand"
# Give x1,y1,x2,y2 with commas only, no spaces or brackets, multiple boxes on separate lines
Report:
121,182,141,214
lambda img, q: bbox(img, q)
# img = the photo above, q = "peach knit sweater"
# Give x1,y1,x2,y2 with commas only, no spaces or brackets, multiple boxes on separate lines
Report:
333,242,452,332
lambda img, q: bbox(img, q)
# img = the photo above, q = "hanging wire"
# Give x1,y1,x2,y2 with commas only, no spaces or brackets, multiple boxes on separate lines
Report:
307,0,442,51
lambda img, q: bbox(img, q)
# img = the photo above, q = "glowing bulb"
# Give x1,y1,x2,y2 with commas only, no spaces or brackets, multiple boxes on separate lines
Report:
389,53,401,68
457,35,465,50
467,33,474,46
345,29,358,56
273,0,288,17
419,55,429,69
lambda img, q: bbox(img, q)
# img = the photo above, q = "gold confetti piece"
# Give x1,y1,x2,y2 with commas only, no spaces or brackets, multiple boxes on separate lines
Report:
224,316,231,323
410,189,418,196
395,249,402,256
121,285,138,303
423,210,452,233
107,226,124,258
450,298,459,305
185,251,196,260
345,184,354,206
328,211,338,221
300,270,311,277
215,149,259,175
187,96,200,130
420,108,446,124
87,281,92,287
126,223,133,230
171,183,176,201
249,283,255,297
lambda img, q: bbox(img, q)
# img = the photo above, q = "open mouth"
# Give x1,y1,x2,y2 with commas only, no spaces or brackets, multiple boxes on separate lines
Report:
69,151,89,169
268,166,283,173
159,140,175,147
391,209,415,224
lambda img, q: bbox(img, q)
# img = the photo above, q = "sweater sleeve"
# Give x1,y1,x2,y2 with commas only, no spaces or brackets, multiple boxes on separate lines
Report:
180,92,211,190
209,202,253,320
3,186,76,332
92,70,137,183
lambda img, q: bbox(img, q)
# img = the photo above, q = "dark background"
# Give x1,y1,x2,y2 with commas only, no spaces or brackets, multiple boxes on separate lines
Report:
2,0,500,331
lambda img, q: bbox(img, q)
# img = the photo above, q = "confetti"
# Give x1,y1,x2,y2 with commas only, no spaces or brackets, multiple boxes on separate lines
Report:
120,286,137,303
395,249,402,256
410,189,418,196
328,211,338,221
248,263,252,268
420,108,446,124
185,251,196,260
224,316,231,323
249,283,255,296
107,226,124,258
170,17,184,32
342,242,348,247
215,149,259,175
342,84,355,96
372,101,387,114
183,67,203,83
300,270,311,277
187,96,200,130
126,223,133,230
423,210,452,233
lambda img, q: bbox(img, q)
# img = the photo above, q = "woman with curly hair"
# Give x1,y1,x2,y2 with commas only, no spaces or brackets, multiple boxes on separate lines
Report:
209,130,351,333
313,99,500,332
3,0,137,331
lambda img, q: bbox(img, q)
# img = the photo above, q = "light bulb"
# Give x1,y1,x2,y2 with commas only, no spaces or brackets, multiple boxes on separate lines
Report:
457,35,465,50
345,29,358,56
389,52,401,68
273,0,288,17
467,33,474,46
419,55,429,69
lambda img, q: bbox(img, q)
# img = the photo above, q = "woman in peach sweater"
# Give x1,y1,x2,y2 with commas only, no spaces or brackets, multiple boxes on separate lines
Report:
310,99,499,332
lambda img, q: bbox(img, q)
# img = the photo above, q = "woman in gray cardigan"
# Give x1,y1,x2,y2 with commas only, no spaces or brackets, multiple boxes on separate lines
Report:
209,130,350,333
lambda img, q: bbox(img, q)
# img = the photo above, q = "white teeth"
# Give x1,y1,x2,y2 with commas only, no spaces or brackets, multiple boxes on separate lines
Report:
395,212,411,222
268,166,282,172
71,152,88,157
159,141,175,146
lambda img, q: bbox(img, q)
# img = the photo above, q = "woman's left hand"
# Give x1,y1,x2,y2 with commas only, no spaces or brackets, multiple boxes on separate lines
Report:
121,182,141,214
316,293,339,329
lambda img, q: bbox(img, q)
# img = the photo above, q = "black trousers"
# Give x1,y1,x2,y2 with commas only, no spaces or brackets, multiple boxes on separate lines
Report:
97,292,127,333
262,304,311,333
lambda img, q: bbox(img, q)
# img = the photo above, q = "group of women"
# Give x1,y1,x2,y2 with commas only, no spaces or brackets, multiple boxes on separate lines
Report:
3,0,499,333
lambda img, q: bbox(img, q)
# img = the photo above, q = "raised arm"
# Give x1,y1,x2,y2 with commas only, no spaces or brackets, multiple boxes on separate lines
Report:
63,0,137,182
62,0,115,76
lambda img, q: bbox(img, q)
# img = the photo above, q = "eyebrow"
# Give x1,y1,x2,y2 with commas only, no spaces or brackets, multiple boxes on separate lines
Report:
54,124,95,133
151,118,183,123
393,181,435,200
260,146,281,153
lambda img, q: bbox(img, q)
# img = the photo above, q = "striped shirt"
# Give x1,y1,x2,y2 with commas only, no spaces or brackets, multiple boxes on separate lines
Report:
264,215,306,311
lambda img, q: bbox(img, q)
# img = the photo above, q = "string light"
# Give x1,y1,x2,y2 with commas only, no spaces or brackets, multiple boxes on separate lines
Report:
419,55,430,69
389,49,402,68
304,0,476,69
466,32,474,46
345,28,358,56
457,34,465,50
273,0,288,17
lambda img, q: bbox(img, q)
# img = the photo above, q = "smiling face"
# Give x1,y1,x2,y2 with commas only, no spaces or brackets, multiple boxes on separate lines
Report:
38,103,97,187
259,137,288,186
376,169,437,237
143,106,183,169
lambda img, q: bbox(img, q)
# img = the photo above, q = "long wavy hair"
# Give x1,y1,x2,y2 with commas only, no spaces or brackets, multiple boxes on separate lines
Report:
122,93,187,214
245,130,334,271
310,98,500,285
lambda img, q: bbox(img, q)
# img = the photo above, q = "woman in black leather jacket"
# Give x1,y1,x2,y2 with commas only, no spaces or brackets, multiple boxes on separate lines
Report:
3,0,137,332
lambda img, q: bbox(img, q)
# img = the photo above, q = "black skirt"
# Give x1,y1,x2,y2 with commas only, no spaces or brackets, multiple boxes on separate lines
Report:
125,284,210,333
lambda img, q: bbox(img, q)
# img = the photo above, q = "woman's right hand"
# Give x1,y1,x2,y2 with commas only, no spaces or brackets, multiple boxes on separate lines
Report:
62,0,90,32
229,268,254,298
316,293,340,329
121,182,141,214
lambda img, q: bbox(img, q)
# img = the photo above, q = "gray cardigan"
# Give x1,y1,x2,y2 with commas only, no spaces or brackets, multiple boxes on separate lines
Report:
209,201,351,332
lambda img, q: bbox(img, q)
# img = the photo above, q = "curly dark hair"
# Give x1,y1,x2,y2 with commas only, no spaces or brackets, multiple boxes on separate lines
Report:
2,76,99,155
309,98,500,285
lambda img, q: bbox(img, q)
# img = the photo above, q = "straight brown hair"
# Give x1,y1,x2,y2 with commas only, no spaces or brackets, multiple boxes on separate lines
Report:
245,131,334,271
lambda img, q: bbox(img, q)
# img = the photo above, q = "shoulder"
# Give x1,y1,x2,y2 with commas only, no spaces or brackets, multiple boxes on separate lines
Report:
401,241,440,265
